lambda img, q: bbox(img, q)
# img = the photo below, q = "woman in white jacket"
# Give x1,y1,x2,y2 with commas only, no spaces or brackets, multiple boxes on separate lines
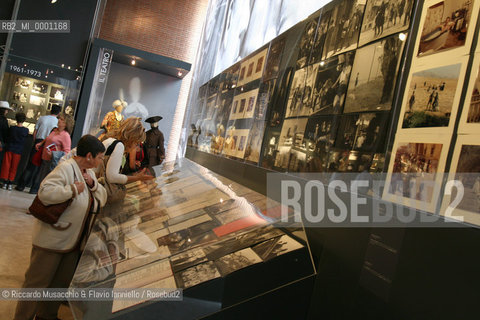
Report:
14,135,108,320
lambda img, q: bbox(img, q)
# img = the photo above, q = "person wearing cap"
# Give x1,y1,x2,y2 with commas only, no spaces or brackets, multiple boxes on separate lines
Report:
101,99,126,135
0,101,12,169
144,116,165,172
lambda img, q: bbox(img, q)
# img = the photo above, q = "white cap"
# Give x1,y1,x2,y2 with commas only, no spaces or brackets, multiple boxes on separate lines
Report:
0,101,12,110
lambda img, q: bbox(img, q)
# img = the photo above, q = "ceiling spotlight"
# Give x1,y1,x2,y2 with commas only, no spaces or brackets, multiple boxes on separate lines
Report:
177,71,183,77
51,0,58,3
67,66,71,69
131,59,136,66
61,64,64,68
320,61,325,66
399,33,407,41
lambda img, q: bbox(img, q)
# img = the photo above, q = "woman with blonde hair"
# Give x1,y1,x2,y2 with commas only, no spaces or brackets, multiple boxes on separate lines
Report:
101,117,153,187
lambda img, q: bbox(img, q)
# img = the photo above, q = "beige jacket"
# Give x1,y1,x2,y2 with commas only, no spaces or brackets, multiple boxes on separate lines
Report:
32,158,107,252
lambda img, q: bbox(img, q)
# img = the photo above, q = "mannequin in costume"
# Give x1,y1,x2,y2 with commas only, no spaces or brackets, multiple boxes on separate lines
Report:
144,116,165,172
101,99,126,134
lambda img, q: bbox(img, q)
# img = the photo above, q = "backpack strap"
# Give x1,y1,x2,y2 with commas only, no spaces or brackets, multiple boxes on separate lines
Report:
105,140,122,156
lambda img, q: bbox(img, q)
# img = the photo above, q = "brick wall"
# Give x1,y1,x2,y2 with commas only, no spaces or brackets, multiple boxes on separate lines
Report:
99,0,209,161
99,0,209,63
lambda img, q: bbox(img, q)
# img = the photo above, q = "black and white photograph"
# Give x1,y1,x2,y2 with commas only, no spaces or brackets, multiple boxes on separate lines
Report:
170,248,208,273
32,82,48,95
174,261,221,289
214,248,263,276
441,136,480,226
304,115,338,150
310,51,355,115
14,77,31,89
303,115,340,172
322,0,366,59
298,63,319,117
310,9,332,65
29,95,46,106
285,67,306,118
13,91,28,103
335,112,389,152
264,36,285,81
274,118,308,170
418,0,476,57
296,14,320,69
244,120,266,163
252,235,303,261
50,86,65,101
344,35,405,113
326,150,350,172
388,142,443,202
401,63,462,129
359,0,414,47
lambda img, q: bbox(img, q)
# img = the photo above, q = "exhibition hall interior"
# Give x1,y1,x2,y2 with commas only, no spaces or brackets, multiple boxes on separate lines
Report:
0,0,479,319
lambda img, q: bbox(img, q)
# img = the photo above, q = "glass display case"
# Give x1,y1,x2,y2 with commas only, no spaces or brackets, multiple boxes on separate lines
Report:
69,158,315,320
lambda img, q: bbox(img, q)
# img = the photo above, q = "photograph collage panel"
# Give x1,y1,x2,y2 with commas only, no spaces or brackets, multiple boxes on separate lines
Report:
359,0,414,47
441,136,480,226
401,62,463,130
237,48,268,86
223,128,250,159
322,0,366,59
310,51,355,115
229,88,260,121
417,0,477,57
344,34,406,113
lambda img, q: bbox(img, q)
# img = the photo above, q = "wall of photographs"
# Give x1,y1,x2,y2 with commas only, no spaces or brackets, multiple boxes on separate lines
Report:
0,72,77,132
187,0,480,227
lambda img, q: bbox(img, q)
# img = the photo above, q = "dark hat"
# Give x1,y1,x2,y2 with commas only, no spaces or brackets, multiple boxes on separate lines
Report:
145,116,163,123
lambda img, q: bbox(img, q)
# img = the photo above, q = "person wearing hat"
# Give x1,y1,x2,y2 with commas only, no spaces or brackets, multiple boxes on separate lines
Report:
144,116,165,172
0,101,13,170
100,99,126,135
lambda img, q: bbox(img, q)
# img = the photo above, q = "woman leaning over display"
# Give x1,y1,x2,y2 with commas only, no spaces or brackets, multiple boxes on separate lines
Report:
101,117,153,187
13,134,108,320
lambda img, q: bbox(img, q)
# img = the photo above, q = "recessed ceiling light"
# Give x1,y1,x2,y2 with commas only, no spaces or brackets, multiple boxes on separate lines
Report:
131,59,136,65
177,71,183,77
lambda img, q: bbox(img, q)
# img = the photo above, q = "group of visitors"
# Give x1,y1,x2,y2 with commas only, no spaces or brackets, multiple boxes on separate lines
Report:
0,102,73,193
0,98,166,320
